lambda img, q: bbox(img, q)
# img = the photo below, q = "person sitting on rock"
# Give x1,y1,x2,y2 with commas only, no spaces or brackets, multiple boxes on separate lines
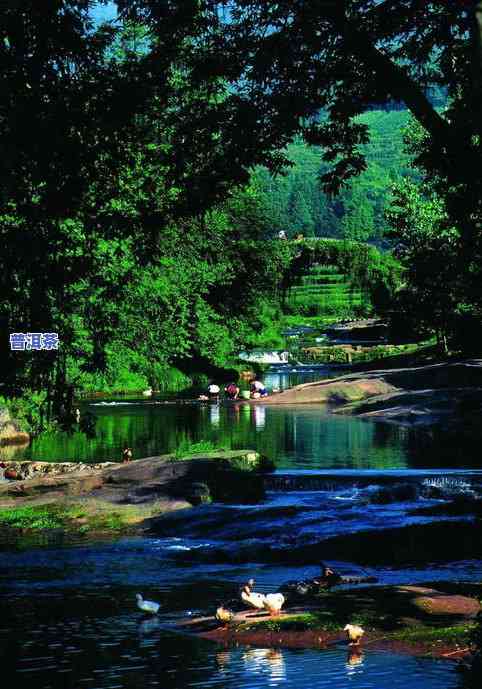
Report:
312,562,343,588
313,563,377,588
122,447,133,463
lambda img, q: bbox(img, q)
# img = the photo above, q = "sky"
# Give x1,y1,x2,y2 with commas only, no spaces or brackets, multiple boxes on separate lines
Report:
91,1,117,24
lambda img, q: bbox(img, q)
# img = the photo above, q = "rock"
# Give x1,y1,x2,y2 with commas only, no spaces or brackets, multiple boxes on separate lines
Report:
186,482,212,505
3,468,23,480
0,452,272,520
0,421,30,445
259,378,396,405
398,586,481,620
369,483,419,504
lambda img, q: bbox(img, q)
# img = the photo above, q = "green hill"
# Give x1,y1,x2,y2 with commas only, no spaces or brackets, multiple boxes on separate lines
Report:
254,109,414,243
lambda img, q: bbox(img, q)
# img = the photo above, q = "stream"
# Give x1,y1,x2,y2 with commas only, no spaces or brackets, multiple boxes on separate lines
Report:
0,366,479,688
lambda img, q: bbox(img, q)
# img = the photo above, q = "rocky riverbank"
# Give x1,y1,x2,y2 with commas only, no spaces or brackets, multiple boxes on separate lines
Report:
259,360,482,427
0,450,273,537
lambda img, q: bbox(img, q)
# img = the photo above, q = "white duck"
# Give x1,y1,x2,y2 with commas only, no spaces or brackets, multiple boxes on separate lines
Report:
142,388,153,397
344,624,365,645
263,593,285,616
240,581,266,611
136,593,160,614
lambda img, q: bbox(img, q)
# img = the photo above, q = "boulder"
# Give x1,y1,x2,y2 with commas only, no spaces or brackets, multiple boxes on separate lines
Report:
398,586,481,621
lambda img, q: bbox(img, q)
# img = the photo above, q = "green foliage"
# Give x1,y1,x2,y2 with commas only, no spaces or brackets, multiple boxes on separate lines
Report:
386,174,466,349
0,391,54,434
0,504,84,531
282,239,401,320
173,437,222,459
242,301,286,350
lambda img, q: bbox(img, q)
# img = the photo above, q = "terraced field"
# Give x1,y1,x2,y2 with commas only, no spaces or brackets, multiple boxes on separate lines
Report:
285,264,370,317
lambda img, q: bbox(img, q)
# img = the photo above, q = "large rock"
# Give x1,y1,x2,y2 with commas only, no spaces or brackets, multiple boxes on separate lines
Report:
0,420,30,445
260,361,482,412
397,586,481,621
0,451,273,511
260,377,396,405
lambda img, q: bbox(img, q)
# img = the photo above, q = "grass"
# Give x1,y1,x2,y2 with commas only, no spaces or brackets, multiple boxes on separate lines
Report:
0,502,134,534
237,610,475,650
390,624,474,645
173,438,226,459
0,504,84,530
240,608,374,634
241,612,340,633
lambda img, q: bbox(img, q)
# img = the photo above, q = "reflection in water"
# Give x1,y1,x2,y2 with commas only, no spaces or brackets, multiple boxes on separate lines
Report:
346,647,365,675
254,405,266,431
215,648,232,672
241,647,287,686
3,397,482,470
209,403,221,427
138,617,161,635
2,368,482,470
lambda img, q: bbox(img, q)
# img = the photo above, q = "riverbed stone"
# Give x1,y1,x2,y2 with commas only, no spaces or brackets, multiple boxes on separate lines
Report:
260,361,482,423
397,586,481,620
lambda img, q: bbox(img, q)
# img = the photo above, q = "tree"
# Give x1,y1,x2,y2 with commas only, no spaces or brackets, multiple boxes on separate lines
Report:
0,3,289,408
386,178,460,351
119,0,481,348
341,186,375,241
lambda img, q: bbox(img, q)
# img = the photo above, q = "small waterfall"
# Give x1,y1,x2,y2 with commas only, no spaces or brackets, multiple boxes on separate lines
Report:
422,476,475,498
265,472,481,500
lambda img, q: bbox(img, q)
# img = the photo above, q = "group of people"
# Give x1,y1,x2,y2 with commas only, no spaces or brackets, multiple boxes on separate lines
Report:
205,378,268,401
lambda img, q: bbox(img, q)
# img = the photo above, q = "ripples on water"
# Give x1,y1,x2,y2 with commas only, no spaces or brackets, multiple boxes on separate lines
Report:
0,605,459,689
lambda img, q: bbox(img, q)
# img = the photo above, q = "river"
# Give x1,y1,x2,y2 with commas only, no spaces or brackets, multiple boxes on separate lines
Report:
0,366,479,688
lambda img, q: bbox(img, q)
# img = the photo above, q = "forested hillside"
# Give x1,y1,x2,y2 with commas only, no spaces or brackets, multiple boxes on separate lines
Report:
254,110,414,244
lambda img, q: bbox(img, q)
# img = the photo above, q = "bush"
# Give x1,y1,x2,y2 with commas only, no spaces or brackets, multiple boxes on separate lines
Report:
0,391,52,434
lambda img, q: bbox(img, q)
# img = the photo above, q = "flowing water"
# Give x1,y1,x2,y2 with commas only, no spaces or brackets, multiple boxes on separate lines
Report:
0,366,479,688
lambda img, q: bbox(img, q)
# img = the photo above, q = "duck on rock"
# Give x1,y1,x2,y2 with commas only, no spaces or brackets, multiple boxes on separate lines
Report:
263,593,285,616
215,606,234,626
240,579,266,611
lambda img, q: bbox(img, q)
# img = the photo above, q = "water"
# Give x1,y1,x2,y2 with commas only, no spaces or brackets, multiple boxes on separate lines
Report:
0,617,459,689
2,365,481,469
0,530,474,688
0,539,464,689
0,366,478,687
